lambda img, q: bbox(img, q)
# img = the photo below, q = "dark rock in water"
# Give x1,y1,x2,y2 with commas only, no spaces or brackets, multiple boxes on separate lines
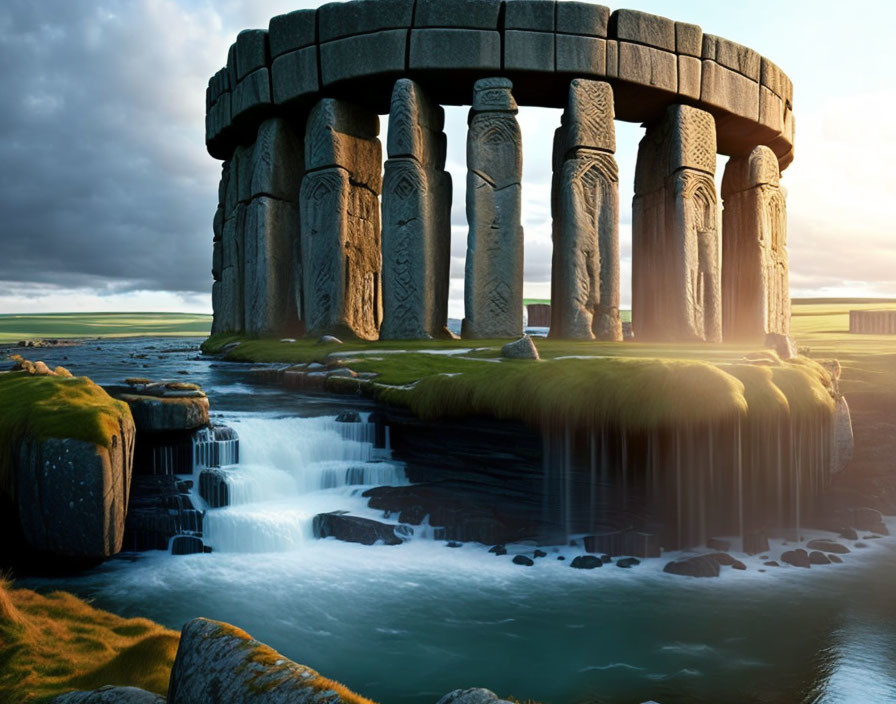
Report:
763,561,780,567
557,555,565,561
663,555,721,578
488,544,507,556
170,536,205,556
809,551,830,565
584,530,660,558
446,541,462,548
335,410,361,423
742,532,770,555
437,688,514,704
199,468,229,508
512,555,534,566
570,555,602,570
534,549,547,558
600,554,612,564
806,539,849,554
616,557,640,568
838,526,859,541
781,549,811,568
124,475,202,552
855,508,889,535
706,537,731,551
854,542,868,549
312,512,410,546
51,686,164,703
828,554,843,563
863,534,882,540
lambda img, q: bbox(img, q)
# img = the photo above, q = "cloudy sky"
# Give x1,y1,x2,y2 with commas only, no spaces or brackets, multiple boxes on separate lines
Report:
0,0,893,316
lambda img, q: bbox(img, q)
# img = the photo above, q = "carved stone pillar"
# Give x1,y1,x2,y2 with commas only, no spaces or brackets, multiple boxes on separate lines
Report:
462,78,524,339
632,104,721,342
721,145,789,341
217,146,247,334
300,99,382,340
380,79,452,340
549,79,621,341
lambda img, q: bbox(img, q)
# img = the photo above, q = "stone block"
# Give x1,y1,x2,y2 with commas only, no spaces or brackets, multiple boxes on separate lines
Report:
305,99,382,192
678,55,701,100
702,34,760,81
212,240,222,281
224,150,241,216
609,9,675,51
231,67,272,123
667,104,717,174
505,0,555,31
386,78,445,159
556,34,606,76
760,56,793,105
414,0,502,29
759,85,785,133
226,43,238,93
271,46,319,106
562,78,615,153
268,9,316,59
409,29,501,71
556,2,610,37
605,39,617,77
472,77,518,113
701,60,759,119
616,41,677,93
319,0,414,41
250,118,304,202
235,29,269,81
505,29,554,72
320,29,407,86
675,21,702,57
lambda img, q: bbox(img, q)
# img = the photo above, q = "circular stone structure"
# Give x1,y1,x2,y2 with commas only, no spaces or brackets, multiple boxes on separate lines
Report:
206,1,794,166
206,1,795,343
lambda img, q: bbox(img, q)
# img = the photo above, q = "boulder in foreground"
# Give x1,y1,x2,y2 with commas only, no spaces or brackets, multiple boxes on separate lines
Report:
51,686,163,703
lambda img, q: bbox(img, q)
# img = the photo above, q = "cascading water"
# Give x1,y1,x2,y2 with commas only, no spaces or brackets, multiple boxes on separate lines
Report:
200,415,408,553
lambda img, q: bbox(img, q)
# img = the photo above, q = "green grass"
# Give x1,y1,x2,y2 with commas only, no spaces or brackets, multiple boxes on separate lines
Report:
0,313,211,342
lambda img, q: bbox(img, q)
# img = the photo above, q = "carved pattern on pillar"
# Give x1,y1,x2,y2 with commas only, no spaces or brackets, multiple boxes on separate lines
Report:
721,145,790,340
550,79,621,341
632,104,721,342
300,98,382,340
381,79,453,340
462,78,524,339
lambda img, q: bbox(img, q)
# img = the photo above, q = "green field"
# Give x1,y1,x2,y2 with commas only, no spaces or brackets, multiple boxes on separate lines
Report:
0,313,212,342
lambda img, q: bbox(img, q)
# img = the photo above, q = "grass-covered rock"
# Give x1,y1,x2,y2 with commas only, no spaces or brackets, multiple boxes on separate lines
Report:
0,360,135,560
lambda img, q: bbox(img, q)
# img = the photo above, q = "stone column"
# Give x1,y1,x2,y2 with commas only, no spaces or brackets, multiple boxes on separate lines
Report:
462,78,524,339
217,148,247,334
300,99,383,340
632,104,721,342
549,79,621,341
721,145,789,341
210,163,226,334
380,79,453,340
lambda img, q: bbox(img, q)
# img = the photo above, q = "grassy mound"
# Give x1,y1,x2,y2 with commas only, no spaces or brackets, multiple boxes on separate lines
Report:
0,578,179,701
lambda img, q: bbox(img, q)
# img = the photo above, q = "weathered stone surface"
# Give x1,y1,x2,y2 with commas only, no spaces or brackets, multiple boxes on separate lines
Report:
235,29,269,81
678,55,701,99
501,334,540,359
505,29,554,72
250,118,304,201
320,29,407,86
437,688,513,704
556,2,610,36
319,0,414,41
675,21,702,57
781,548,810,567
51,686,164,704
231,68,272,123
117,394,209,433
616,41,677,93
313,511,410,545
381,79,452,340
759,85,785,133
700,60,759,118
271,47,320,106
304,98,381,190
632,104,721,342
212,240,222,281
609,9,675,51
268,9,316,59
702,34,760,81
463,79,523,339
414,0,502,29
169,618,372,703
409,29,501,71
555,34,606,75
760,56,793,105
721,145,789,341
806,539,850,554
505,0,555,31
14,415,134,559
550,79,621,341
219,201,246,333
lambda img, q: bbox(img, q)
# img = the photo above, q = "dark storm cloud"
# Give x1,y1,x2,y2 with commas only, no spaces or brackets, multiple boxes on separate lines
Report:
0,0,221,296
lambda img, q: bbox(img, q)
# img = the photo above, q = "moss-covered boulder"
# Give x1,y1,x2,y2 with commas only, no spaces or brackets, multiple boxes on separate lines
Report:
168,618,375,704
107,381,209,433
0,363,135,560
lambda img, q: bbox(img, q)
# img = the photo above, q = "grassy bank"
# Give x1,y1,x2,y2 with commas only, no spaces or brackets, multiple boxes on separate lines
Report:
0,578,178,701
0,313,211,342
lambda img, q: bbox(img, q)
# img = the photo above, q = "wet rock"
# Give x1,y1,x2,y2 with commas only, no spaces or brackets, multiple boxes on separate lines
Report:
570,555,602,569
838,526,858,541
437,688,514,704
51,686,164,703
706,537,731,551
114,393,209,433
763,561,780,567
557,555,565,561
170,535,205,556
806,539,849,554
828,554,843,563
781,549,810,568
616,557,641,568
199,468,229,508
599,554,612,564
742,532,770,555
312,512,411,546
808,551,830,565
663,554,720,578
854,542,868,549
501,335,540,360
512,555,534,566
446,541,462,548
533,549,547,558
488,544,507,556
124,475,202,552
335,410,361,423
169,618,370,703
855,508,889,535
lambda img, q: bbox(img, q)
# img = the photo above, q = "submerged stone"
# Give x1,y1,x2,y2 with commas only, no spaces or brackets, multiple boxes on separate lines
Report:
488,544,507,556
781,549,810,568
616,557,641,568
512,554,534,566
570,555,602,570
808,551,830,565
312,511,410,546
806,539,849,554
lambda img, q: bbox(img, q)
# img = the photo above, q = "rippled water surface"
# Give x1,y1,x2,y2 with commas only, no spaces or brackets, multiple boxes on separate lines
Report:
15,337,896,704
